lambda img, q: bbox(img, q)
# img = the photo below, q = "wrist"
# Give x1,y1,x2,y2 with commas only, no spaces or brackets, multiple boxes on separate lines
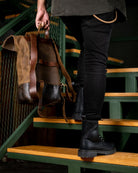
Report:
37,6,46,12
37,0,46,11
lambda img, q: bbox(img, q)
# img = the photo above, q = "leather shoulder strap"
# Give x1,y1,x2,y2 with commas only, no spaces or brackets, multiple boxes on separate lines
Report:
29,34,38,99
52,40,76,102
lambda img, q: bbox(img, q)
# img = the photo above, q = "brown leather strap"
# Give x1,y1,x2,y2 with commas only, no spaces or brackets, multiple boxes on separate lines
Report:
29,34,38,99
38,59,59,67
52,40,76,102
61,96,68,122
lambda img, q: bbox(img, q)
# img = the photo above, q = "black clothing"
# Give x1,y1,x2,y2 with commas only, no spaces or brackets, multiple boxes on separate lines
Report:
72,87,84,121
62,11,114,120
49,0,122,158
51,0,126,22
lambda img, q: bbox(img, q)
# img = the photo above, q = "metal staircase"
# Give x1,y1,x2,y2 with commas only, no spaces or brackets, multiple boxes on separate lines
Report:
0,1,138,173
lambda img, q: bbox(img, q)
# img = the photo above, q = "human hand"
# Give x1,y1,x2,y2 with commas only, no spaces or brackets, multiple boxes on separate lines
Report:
35,8,50,30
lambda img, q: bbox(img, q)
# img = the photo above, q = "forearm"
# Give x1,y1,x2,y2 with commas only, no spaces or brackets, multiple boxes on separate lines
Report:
37,0,46,11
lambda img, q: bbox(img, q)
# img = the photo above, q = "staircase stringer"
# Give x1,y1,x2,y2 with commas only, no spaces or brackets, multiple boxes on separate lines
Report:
0,107,37,160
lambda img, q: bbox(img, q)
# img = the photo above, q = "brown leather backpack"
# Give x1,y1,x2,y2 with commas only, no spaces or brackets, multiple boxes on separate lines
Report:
2,31,76,120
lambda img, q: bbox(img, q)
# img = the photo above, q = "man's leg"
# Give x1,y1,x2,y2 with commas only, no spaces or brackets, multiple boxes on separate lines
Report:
81,12,114,120
79,11,116,158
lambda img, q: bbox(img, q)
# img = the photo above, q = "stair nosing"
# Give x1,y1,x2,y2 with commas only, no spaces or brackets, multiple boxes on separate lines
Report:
33,118,138,127
62,92,138,97
105,93,138,97
107,68,138,73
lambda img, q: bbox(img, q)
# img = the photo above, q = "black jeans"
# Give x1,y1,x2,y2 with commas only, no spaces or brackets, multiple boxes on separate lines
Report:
62,11,114,120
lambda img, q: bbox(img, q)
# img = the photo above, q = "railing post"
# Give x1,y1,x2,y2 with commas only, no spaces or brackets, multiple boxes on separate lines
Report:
125,75,137,92
109,101,122,119
59,19,66,85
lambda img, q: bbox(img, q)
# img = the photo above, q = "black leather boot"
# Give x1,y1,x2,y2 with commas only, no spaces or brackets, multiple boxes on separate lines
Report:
78,119,116,158
18,83,34,104
42,83,62,106
72,87,84,121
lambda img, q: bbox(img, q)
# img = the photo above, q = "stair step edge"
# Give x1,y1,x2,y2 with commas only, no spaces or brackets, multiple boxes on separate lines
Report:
33,118,138,127
7,145,138,167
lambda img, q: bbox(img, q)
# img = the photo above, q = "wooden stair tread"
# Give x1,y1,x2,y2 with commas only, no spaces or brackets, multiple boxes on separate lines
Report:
107,68,138,73
62,92,138,98
34,117,81,124
20,2,30,8
33,118,138,127
105,93,138,97
74,68,138,75
5,14,20,20
66,48,81,54
7,145,138,167
65,49,124,64
108,57,124,64
66,35,77,41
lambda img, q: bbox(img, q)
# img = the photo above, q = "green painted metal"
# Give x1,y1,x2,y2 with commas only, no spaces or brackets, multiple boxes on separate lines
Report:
99,125,138,134
107,72,138,92
66,38,80,49
33,121,77,130
68,163,80,173
15,19,35,35
118,133,131,151
104,99,138,119
59,19,66,86
34,122,82,130
106,72,138,78
109,101,122,119
104,96,138,119
0,107,37,160
59,20,66,66
107,60,124,67
0,4,36,37
104,96,138,102
7,152,138,173
125,76,137,92
66,51,80,58
33,121,138,134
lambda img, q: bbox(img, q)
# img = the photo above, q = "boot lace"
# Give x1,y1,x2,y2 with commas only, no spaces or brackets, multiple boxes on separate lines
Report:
99,135,104,142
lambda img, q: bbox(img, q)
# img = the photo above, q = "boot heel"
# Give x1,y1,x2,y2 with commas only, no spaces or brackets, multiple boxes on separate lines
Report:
78,149,97,158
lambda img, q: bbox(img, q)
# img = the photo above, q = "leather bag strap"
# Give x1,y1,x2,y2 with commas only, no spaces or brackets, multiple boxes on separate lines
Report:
29,34,39,99
38,59,59,67
52,40,76,102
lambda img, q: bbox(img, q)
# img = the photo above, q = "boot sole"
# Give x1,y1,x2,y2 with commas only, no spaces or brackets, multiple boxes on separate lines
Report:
78,148,116,158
